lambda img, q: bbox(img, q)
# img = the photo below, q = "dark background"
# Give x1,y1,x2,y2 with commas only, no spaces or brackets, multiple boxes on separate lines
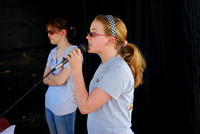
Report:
0,0,199,134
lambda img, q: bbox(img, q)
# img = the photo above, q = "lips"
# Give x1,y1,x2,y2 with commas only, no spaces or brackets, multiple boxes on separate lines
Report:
88,42,92,46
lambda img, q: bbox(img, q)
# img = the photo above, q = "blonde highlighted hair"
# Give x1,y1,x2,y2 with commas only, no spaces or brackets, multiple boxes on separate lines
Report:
95,15,146,88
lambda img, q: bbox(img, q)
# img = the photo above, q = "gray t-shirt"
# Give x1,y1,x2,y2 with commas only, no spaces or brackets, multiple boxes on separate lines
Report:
45,45,78,115
88,55,135,134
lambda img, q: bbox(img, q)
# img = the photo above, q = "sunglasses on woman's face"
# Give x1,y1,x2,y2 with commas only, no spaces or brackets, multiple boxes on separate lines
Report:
47,30,55,35
47,29,61,35
87,32,106,37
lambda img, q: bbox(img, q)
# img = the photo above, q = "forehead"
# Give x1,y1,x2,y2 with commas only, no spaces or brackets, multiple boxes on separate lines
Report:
47,24,59,31
90,20,104,32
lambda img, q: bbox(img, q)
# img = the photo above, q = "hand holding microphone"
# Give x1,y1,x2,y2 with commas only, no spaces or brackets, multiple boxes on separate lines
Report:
67,44,86,73
49,43,87,74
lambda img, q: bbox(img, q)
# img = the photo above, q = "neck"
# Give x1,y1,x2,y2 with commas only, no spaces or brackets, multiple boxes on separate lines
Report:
57,38,71,50
99,48,118,64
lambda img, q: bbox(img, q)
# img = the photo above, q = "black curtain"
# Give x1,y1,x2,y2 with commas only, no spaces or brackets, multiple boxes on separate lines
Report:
132,0,200,134
182,0,200,133
0,0,199,134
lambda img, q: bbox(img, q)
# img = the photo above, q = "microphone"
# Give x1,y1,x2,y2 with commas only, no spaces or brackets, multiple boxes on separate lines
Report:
50,43,87,73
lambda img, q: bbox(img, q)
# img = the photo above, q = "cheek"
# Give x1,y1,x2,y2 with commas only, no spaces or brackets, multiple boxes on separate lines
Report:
89,42,105,54
50,36,60,44
95,44,104,52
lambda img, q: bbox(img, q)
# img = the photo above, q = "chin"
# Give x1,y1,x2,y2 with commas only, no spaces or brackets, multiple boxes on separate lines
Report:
87,49,92,53
50,42,56,45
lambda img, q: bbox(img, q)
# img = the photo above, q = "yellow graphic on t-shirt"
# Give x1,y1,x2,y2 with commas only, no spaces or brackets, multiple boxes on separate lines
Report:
129,90,134,111
129,103,133,111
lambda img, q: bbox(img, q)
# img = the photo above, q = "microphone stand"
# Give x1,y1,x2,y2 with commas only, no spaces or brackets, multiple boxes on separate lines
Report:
0,70,54,117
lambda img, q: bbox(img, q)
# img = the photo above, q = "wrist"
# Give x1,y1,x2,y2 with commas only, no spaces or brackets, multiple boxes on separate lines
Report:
72,69,82,75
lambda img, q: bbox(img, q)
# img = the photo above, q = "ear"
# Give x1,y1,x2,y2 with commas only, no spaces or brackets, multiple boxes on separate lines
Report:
105,36,115,46
61,29,67,36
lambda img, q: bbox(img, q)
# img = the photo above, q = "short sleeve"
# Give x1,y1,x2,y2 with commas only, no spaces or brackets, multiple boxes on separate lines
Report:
46,51,53,67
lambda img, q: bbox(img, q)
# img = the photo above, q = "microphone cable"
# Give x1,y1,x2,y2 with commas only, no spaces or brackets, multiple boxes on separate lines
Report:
0,71,51,117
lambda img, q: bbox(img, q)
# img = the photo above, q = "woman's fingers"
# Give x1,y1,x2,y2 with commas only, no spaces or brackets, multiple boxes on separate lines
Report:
66,48,83,73
69,48,81,59
67,48,82,63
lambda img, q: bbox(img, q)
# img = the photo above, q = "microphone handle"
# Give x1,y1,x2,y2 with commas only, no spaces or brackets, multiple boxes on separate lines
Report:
52,58,68,71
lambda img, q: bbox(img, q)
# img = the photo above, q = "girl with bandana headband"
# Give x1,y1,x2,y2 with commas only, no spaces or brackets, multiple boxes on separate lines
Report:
67,15,146,134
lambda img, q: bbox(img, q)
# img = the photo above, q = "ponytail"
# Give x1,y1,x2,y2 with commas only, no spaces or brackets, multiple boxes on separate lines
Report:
95,15,146,88
68,26,77,42
120,43,146,88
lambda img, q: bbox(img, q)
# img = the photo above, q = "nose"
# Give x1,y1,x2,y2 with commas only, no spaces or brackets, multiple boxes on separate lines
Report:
48,33,51,38
86,34,90,40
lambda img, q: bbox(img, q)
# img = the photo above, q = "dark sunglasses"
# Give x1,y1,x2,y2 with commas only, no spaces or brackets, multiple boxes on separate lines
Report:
47,29,61,35
47,30,55,35
87,32,106,37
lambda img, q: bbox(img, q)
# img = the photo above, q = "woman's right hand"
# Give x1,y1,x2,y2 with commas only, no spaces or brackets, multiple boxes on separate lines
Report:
67,48,83,74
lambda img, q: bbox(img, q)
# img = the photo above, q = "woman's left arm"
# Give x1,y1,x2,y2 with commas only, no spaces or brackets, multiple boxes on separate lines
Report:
48,67,71,85
43,66,71,86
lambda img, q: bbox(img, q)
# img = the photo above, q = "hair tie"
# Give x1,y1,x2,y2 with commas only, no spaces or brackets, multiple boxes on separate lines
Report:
122,40,128,47
70,27,74,30
105,15,116,38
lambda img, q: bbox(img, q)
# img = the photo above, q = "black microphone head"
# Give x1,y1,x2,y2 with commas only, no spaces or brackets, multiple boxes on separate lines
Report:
78,43,88,54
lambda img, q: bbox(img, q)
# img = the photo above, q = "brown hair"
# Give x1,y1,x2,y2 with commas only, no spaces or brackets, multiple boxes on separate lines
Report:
46,17,76,42
95,15,146,88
